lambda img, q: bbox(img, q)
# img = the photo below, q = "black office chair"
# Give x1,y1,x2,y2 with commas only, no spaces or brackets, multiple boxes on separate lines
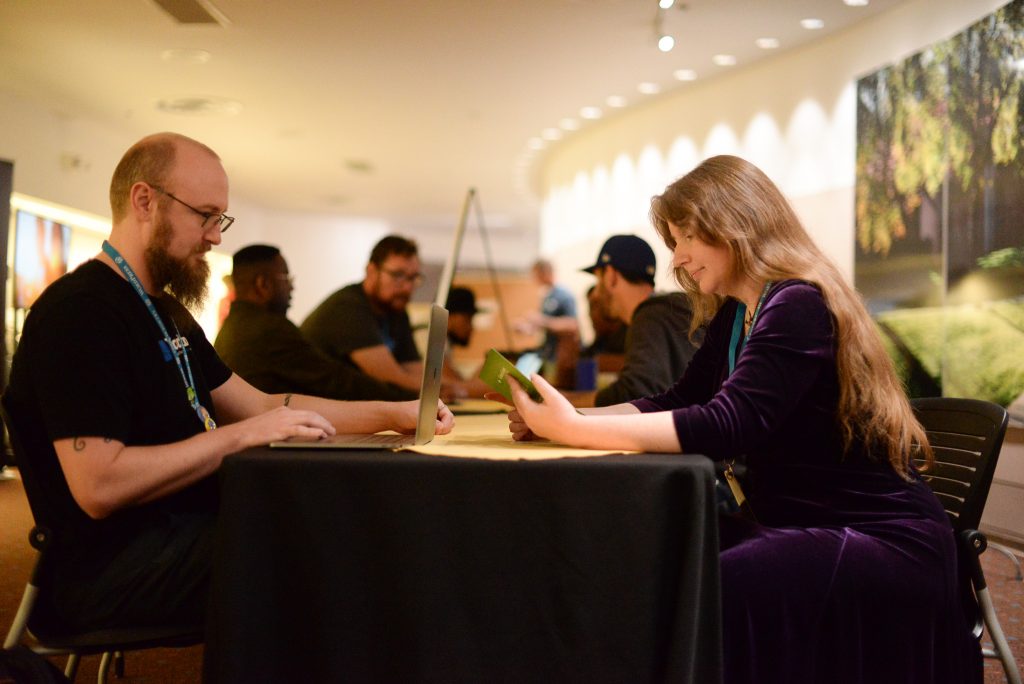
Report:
911,397,1021,684
1,396,202,683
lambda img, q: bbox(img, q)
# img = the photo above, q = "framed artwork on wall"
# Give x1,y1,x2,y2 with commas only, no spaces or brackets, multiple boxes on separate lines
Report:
855,0,1024,411
12,209,70,310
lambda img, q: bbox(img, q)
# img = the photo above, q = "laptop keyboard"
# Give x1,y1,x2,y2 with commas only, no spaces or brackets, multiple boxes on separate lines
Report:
331,433,412,446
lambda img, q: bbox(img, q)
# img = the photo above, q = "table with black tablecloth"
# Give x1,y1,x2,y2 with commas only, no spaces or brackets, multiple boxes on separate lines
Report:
204,444,721,683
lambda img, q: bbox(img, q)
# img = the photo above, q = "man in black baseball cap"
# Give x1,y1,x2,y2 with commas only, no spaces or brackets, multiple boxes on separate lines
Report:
445,286,480,347
580,234,700,407
582,234,658,285
442,285,494,398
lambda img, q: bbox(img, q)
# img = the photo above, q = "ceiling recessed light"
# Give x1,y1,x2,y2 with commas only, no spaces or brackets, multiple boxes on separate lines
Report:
344,159,374,174
528,138,545,150
800,18,824,29
712,54,737,66
580,106,602,120
606,95,628,108
637,82,661,95
657,35,675,52
160,48,211,64
560,118,580,131
756,38,779,49
155,96,242,116
843,0,868,5
658,0,674,8
674,69,697,81
156,48,208,64
542,128,563,141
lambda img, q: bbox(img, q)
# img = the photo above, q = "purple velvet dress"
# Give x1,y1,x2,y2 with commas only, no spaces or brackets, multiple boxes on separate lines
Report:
632,280,981,684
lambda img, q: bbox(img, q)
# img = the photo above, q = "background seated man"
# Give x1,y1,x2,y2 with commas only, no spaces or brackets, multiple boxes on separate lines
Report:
2,132,452,635
576,234,701,407
583,284,627,371
215,244,414,401
301,235,427,395
443,286,491,398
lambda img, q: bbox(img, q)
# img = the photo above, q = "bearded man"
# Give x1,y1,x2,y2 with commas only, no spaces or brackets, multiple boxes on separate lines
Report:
3,133,453,634
301,235,430,394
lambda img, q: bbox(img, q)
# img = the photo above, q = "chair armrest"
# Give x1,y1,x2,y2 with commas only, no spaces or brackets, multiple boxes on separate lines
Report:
959,529,988,591
27,526,51,586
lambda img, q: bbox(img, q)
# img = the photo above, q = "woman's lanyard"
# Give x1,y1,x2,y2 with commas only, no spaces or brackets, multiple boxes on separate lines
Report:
722,281,772,519
102,241,217,431
727,282,772,375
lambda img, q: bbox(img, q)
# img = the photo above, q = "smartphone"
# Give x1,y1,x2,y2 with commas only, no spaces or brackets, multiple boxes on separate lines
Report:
478,349,543,403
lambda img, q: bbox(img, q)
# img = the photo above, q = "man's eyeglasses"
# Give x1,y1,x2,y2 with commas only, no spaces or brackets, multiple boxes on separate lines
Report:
151,185,234,233
381,268,424,286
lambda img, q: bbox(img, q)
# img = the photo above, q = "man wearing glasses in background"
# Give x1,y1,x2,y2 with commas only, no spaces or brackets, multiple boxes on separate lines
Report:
215,244,416,401
3,133,452,634
301,235,430,395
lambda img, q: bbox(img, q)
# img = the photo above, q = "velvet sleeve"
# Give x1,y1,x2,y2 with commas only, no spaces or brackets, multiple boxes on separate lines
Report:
636,282,835,460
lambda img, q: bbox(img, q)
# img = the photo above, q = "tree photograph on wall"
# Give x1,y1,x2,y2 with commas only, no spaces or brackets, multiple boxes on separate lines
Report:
855,0,1024,411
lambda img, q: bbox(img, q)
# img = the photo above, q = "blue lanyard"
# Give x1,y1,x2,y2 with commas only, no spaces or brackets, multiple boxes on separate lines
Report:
728,282,772,375
102,241,217,431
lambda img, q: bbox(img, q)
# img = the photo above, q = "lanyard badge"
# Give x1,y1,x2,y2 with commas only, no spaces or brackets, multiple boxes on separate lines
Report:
728,281,772,376
102,241,217,432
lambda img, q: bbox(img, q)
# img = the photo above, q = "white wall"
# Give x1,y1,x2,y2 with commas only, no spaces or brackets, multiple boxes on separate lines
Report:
535,0,1008,301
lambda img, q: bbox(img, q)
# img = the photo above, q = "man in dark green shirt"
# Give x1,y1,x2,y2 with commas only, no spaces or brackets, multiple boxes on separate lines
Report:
215,245,413,400
300,235,427,395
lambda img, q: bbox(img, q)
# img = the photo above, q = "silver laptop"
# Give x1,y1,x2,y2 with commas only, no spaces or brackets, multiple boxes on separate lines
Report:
269,304,449,450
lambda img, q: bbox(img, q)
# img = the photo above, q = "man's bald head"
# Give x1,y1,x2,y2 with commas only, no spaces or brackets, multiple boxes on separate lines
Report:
109,132,220,222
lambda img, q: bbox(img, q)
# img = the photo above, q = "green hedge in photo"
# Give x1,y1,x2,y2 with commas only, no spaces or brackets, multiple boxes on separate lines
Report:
877,299,1024,406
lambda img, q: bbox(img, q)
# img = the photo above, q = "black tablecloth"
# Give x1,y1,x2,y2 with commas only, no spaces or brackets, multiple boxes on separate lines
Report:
204,449,722,683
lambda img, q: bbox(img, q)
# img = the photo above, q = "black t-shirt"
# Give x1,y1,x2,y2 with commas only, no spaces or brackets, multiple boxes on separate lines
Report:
593,292,701,407
5,259,232,571
300,282,420,364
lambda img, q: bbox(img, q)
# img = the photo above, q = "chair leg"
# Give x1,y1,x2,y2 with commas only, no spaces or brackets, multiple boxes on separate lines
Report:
65,653,81,680
3,583,37,648
988,542,1024,582
977,585,1022,684
98,651,112,684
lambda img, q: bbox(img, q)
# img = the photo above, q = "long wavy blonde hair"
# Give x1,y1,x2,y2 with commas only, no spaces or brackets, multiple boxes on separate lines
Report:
650,155,929,478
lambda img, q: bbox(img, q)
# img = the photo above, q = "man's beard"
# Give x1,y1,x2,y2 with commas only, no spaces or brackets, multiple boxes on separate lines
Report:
145,217,210,311
368,282,408,312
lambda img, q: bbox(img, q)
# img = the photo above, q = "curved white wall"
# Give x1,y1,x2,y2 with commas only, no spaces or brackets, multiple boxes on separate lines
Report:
536,0,1007,301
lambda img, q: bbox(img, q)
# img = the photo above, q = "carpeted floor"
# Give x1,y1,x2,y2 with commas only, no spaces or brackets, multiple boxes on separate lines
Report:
1,466,1022,683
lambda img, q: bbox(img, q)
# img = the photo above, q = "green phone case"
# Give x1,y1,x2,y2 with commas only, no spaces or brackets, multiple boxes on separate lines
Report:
478,349,543,403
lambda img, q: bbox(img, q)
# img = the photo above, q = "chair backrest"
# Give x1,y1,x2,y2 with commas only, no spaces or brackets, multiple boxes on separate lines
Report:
911,397,1009,532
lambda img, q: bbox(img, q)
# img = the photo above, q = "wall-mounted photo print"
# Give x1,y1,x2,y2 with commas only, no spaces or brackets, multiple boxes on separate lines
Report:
855,0,1024,410
13,210,70,309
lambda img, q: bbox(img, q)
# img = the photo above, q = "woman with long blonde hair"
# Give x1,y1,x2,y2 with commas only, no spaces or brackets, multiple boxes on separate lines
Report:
497,156,980,683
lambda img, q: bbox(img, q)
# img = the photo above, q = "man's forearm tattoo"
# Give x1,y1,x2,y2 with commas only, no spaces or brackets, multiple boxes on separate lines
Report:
72,437,113,450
